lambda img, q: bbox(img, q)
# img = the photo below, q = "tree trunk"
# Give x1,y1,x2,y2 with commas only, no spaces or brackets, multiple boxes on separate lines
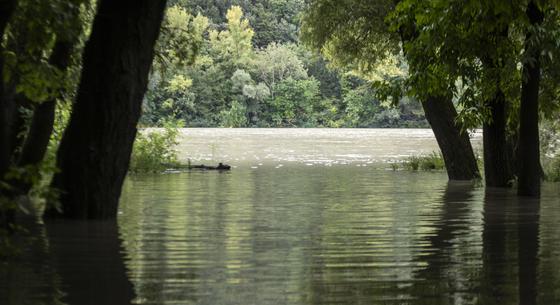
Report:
0,0,18,178
0,0,18,231
17,40,74,178
395,12,480,181
518,1,543,197
422,95,480,180
483,90,512,187
50,0,167,219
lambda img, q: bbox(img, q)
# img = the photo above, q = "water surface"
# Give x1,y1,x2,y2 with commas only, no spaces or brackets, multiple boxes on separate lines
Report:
1,128,558,305
174,128,482,166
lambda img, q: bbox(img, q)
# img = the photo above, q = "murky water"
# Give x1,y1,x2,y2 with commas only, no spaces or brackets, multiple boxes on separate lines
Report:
174,128,482,166
1,129,559,305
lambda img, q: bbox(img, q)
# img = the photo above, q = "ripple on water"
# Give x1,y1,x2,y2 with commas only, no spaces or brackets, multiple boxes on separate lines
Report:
114,167,560,305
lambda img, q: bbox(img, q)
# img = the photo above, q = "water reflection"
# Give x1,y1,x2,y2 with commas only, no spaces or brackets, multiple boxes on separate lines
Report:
0,217,134,305
45,220,134,305
516,195,539,305
480,189,516,304
0,215,63,305
117,168,559,305
410,181,480,304
0,167,559,305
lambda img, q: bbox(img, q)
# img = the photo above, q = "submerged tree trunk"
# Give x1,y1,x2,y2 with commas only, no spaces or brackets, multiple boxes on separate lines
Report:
0,0,18,231
0,0,18,179
422,95,480,180
50,0,167,219
483,90,512,187
518,0,543,197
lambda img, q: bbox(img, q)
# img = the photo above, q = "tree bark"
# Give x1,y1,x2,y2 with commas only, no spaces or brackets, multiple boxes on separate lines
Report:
394,8,480,181
483,90,512,187
518,0,543,197
17,40,73,174
50,0,167,219
422,95,480,180
0,0,18,178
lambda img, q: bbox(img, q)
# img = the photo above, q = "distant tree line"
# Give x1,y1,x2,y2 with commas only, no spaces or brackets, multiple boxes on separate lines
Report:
142,2,428,128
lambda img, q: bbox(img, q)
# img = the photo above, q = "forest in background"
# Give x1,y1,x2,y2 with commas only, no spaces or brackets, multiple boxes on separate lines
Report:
142,0,428,128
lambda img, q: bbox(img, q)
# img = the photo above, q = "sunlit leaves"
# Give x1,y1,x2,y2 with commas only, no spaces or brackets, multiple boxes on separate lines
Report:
4,0,88,103
254,42,307,94
156,5,209,68
209,6,254,67
165,74,193,94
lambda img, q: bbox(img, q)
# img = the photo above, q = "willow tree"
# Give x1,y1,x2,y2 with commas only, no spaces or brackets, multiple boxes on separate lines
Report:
301,0,480,180
50,0,167,219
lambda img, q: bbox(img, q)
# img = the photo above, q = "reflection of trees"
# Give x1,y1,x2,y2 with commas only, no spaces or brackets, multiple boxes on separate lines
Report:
479,189,541,305
120,174,203,304
0,216,63,305
116,168,553,305
123,175,174,304
479,189,518,305
537,185,560,304
307,169,454,305
46,219,134,305
120,170,258,305
516,196,539,305
409,181,478,305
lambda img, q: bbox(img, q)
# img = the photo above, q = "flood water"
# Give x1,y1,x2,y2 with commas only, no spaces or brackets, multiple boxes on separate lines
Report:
2,128,560,305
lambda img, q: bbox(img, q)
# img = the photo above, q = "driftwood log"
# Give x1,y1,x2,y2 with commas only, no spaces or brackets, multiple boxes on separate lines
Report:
166,162,231,171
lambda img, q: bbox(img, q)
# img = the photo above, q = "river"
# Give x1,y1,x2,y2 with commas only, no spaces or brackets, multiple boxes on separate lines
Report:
1,128,559,305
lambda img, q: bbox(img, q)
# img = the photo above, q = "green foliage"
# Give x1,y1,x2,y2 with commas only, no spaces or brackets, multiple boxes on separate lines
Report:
156,5,209,67
266,78,321,126
541,117,560,181
129,121,184,173
399,152,446,172
5,0,88,103
220,100,248,127
141,2,428,128
185,0,304,47
300,0,399,74
209,6,254,67
544,157,560,182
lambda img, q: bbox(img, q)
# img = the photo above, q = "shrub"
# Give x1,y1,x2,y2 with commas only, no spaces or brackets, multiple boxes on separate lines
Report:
403,156,420,171
402,152,445,171
129,120,183,173
544,156,560,182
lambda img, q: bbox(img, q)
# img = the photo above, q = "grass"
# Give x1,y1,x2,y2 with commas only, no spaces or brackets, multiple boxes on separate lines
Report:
392,152,446,172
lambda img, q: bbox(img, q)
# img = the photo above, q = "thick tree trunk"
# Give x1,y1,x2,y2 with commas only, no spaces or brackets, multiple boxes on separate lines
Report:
483,90,512,187
422,95,480,180
0,0,18,178
518,1,543,197
0,0,18,231
50,0,167,219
